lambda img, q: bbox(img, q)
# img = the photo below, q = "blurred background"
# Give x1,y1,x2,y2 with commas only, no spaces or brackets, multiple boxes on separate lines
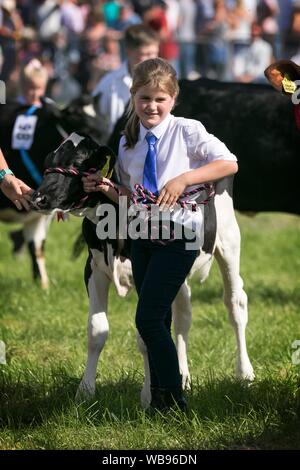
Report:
1,0,300,106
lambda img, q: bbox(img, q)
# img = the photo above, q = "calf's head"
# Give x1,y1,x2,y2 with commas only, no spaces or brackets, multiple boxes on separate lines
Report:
31,133,115,213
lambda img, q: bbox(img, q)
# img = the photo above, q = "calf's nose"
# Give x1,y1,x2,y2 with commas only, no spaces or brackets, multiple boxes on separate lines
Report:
31,192,49,209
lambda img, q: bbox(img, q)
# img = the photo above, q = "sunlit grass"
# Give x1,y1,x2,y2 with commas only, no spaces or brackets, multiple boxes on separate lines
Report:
0,213,300,449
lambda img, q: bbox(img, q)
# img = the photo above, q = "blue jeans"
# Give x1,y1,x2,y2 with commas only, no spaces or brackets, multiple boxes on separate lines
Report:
131,238,199,394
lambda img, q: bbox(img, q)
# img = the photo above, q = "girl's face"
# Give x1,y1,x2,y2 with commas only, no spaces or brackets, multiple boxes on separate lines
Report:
134,86,175,129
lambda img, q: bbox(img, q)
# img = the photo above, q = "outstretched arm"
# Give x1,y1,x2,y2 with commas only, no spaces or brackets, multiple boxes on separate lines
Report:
0,148,33,210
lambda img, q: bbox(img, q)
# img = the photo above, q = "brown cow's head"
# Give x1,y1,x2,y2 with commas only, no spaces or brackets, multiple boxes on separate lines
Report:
264,60,300,96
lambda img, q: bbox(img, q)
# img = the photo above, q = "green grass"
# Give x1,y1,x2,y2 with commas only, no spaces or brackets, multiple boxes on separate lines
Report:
0,212,300,449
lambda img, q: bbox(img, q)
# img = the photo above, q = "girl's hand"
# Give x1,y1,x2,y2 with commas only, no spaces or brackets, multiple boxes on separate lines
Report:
156,174,187,210
82,174,122,204
82,174,111,193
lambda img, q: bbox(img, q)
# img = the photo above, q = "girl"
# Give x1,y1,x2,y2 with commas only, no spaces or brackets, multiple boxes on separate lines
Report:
83,58,238,412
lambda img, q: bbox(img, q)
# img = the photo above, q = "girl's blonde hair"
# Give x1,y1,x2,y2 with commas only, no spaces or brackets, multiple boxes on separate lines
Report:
19,59,48,92
123,58,179,148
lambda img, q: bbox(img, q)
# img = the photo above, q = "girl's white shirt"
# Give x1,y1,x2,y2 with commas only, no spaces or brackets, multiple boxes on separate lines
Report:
115,113,237,245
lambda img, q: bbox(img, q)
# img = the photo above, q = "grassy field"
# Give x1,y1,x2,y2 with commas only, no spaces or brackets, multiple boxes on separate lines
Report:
0,212,300,450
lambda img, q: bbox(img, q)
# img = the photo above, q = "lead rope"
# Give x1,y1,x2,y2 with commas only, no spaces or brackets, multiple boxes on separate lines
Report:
44,167,215,242
129,183,215,245
131,183,215,210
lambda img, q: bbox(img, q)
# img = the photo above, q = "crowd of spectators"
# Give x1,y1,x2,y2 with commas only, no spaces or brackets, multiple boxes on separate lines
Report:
0,0,300,105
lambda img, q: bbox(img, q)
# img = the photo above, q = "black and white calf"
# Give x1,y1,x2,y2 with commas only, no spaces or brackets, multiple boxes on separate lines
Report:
31,133,254,407
0,97,104,288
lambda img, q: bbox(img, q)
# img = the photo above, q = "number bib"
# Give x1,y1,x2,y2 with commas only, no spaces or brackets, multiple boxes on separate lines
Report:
12,114,38,150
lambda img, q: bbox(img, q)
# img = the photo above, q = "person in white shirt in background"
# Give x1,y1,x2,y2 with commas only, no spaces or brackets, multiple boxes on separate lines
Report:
83,58,238,412
233,21,273,82
92,23,159,143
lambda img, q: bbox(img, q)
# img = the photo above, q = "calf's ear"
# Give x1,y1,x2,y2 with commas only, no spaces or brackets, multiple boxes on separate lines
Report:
84,146,116,176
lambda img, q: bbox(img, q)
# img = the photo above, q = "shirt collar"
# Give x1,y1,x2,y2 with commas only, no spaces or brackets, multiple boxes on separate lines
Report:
139,113,173,142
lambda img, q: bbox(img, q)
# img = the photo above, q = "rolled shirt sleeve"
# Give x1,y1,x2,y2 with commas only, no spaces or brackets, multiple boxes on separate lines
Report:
184,120,237,163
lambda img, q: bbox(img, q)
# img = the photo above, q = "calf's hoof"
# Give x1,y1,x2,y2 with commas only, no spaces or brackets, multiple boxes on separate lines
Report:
75,382,95,403
140,385,151,409
181,371,191,390
236,362,255,382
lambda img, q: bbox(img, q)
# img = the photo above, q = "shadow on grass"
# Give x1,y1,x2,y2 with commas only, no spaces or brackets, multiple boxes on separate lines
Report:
188,374,300,449
0,369,78,428
235,419,300,450
1,365,300,449
0,368,142,429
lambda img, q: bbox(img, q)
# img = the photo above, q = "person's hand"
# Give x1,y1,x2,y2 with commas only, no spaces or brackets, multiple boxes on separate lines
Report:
0,174,33,210
82,174,112,193
156,174,188,210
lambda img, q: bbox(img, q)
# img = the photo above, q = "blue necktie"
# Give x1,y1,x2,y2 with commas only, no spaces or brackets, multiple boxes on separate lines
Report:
143,133,158,195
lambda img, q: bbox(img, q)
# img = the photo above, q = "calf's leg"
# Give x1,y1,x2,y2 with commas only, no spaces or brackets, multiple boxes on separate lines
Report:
211,180,254,381
76,259,110,401
23,214,52,289
172,281,192,390
136,332,151,408
9,229,25,255
214,222,254,381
